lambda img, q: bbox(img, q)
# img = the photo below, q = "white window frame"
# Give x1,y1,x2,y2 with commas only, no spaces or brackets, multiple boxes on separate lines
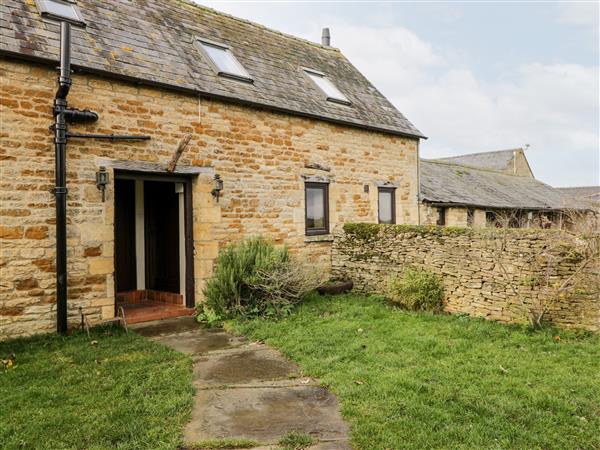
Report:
196,38,253,83
302,67,351,105
35,0,86,27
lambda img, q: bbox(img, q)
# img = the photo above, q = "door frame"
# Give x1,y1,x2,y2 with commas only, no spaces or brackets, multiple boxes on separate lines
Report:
113,170,196,308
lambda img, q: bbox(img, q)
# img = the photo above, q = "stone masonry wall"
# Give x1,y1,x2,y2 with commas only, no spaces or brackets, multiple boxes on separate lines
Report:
0,58,419,338
420,205,486,228
332,224,600,331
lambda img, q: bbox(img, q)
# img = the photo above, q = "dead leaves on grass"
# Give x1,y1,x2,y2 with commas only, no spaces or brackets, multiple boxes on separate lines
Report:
1,353,15,372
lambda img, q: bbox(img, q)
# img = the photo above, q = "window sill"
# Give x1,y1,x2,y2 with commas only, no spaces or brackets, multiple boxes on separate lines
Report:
218,72,254,84
304,234,334,243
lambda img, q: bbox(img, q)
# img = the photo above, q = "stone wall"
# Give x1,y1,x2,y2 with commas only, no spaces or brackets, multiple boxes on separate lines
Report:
332,224,600,331
420,205,486,228
0,58,419,338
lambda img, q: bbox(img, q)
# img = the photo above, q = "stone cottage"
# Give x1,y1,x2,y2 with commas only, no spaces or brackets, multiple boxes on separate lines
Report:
0,0,424,337
419,148,587,228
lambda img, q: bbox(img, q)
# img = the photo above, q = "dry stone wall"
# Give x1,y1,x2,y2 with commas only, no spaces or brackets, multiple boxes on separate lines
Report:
332,224,599,330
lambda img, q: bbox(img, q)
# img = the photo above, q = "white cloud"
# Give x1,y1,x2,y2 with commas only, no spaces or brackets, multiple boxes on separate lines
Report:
558,2,599,26
321,21,599,185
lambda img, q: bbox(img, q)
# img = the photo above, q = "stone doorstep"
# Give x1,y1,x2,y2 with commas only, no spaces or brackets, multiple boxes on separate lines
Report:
129,315,202,336
120,303,195,325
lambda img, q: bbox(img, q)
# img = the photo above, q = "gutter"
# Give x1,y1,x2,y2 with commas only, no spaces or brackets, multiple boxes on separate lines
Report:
0,49,426,141
422,200,591,213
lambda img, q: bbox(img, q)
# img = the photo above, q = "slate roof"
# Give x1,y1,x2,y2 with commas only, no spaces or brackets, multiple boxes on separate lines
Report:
0,0,424,138
435,149,521,172
420,160,588,211
556,186,600,200
556,186,600,210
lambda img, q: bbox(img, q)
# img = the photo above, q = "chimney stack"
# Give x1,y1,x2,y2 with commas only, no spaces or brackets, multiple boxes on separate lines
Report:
321,27,330,47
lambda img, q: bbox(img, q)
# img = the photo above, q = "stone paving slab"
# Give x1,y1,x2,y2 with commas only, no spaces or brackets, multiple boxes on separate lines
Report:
184,385,349,443
193,345,301,386
153,330,247,355
129,316,200,336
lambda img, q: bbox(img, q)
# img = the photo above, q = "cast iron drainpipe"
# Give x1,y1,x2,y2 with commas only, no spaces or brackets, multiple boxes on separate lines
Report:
54,21,72,334
51,21,150,334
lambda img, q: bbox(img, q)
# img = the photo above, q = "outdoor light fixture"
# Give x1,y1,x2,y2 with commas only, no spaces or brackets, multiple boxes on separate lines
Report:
211,174,224,202
95,167,109,202
35,0,87,28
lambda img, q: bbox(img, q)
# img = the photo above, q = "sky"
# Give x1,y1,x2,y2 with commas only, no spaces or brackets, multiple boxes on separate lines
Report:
198,1,599,187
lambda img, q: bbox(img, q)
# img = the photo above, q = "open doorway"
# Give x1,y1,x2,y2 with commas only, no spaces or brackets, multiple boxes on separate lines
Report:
114,173,195,323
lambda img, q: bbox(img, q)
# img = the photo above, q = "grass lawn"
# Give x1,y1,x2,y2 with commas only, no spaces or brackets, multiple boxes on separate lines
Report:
229,294,600,450
0,326,193,450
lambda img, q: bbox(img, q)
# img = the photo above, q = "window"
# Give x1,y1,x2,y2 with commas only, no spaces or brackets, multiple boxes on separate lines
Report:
436,207,446,226
304,69,350,105
197,39,252,82
467,208,475,227
486,211,499,228
378,187,395,224
35,0,86,27
305,182,329,235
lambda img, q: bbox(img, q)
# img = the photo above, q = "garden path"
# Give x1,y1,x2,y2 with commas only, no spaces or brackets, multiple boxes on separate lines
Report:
131,316,350,449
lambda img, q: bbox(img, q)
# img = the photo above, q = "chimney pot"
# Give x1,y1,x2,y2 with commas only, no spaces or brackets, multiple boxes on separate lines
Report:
321,27,331,47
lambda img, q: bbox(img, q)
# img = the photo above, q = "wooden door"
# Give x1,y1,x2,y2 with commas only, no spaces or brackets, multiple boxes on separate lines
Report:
114,179,137,292
144,181,180,293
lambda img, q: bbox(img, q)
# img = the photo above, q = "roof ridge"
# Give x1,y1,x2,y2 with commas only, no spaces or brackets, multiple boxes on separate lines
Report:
556,185,600,189
174,0,341,53
435,148,523,160
421,158,529,178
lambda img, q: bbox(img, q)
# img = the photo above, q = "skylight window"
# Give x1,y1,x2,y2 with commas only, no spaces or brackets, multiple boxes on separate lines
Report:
304,69,350,105
35,0,86,27
197,39,252,82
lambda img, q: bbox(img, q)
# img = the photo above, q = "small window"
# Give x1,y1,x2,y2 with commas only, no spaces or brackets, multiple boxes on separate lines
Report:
486,211,498,227
305,182,329,235
304,69,350,105
378,187,395,224
197,39,252,82
467,208,475,227
35,0,86,27
436,207,446,226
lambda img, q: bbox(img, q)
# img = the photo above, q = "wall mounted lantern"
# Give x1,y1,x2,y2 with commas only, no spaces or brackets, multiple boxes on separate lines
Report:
211,174,224,202
95,166,109,202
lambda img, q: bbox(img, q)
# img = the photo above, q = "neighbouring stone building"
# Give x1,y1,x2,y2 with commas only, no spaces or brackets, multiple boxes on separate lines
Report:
0,0,424,337
557,186,600,212
419,148,589,228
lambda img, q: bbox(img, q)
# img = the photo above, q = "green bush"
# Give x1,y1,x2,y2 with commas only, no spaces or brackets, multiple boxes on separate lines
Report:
386,267,444,312
199,237,321,322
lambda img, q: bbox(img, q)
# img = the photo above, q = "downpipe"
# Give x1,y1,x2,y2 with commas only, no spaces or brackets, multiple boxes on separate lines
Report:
54,22,71,334
51,21,149,334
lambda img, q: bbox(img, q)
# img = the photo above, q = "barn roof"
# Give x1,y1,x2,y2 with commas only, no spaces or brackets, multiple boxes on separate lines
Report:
556,186,600,200
0,0,424,138
420,160,587,211
435,148,523,172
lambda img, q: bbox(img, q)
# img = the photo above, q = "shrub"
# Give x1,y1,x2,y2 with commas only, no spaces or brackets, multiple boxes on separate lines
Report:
200,237,322,322
386,267,444,312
